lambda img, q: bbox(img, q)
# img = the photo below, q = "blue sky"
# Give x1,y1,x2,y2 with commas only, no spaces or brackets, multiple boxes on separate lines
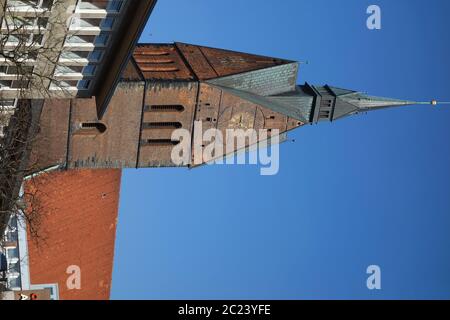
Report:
112,0,450,299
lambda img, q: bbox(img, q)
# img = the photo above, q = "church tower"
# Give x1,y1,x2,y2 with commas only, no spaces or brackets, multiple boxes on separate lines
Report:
30,43,437,173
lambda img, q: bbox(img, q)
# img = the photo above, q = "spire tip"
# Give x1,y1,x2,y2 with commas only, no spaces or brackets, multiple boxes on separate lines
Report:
429,100,450,106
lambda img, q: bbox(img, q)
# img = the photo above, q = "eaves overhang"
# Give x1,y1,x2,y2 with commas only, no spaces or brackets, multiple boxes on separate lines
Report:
304,82,322,123
94,0,158,119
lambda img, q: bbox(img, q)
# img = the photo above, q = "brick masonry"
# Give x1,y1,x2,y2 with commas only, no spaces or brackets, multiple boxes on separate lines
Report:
30,43,304,172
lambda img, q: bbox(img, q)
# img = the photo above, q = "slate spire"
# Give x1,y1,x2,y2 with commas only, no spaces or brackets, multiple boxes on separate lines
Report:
303,84,444,123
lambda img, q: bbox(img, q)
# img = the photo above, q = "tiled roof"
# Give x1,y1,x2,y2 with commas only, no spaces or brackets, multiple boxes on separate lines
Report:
25,169,121,300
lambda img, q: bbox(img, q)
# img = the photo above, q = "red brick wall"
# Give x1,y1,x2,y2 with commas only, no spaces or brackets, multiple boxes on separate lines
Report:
29,99,71,171
191,83,303,165
25,169,121,300
134,43,290,81
30,44,300,172
69,85,143,169
138,82,198,167
175,43,289,80
133,44,195,80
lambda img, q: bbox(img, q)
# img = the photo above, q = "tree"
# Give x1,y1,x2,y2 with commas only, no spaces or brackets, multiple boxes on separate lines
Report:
0,0,75,100
0,0,74,245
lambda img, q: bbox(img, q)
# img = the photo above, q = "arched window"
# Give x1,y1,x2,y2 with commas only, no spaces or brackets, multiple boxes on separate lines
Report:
144,105,185,113
141,139,181,147
143,122,182,129
139,66,179,72
137,51,169,56
319,110,331,119
79,122,107,134
140,59,174,65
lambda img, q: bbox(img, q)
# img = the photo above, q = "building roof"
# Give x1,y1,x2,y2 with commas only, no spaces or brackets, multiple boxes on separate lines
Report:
25,169,121,300
207,63,299,96
209,83,311,122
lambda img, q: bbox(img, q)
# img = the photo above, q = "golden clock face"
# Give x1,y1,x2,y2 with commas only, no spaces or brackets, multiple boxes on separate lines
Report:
228,112,254,130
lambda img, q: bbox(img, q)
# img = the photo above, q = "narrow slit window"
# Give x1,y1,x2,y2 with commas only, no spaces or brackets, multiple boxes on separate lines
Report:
140,66,179,72
144,105,185,113
141,139,181,146
142,122,182,129
80,122,107,133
